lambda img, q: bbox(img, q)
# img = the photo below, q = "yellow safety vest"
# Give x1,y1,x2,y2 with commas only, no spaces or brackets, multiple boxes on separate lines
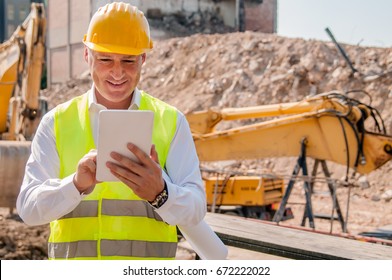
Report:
49,91,178,260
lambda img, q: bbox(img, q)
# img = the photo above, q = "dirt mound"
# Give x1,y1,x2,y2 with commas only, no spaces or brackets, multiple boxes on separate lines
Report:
0,210,48,259
141,32,392,112
4,31,392,259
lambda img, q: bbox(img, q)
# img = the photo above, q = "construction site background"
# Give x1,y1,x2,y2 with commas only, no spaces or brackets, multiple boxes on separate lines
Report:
1,23,392,259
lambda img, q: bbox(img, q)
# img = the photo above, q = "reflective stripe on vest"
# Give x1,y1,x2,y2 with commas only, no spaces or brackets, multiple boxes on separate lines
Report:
50,91,178,260
59,199,163,221
49,240,178,260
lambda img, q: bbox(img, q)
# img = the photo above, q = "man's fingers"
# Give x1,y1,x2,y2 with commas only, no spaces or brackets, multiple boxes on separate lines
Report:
106,161,140,185
127,143,151,165
86,149,97,160
110,151,140,172
85,158,97,173
107,144,163,202
74,150,98,193
110,170,138,190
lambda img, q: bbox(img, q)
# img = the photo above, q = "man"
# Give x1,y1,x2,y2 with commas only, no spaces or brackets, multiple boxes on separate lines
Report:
16,2,206,260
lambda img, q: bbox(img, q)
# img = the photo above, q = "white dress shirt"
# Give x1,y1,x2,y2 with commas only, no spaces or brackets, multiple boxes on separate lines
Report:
16,87,206,227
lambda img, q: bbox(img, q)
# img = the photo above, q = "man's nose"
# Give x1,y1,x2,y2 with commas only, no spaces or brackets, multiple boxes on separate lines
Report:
110,61,125,79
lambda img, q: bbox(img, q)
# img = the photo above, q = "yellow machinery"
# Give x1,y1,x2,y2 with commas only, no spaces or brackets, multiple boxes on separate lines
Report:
205,176,284,206
204,175,289,220
0,3,46,209
187,91,392,223
187,92,392,174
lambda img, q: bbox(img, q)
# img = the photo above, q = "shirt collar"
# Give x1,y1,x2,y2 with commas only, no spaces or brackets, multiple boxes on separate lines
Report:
88,85,141,112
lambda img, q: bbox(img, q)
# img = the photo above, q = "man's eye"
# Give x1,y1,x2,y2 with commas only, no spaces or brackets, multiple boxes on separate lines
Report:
123,60,136,64
99,58,111,62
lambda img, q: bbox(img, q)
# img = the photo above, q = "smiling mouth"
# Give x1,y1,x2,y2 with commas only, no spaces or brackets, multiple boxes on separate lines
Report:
107,80,127,87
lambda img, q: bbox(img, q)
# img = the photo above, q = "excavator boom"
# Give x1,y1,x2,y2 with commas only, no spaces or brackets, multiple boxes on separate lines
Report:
188,92,392,174
0,3,46,140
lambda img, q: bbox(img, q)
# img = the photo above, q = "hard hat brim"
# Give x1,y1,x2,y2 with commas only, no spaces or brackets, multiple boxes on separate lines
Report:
83,41,152,56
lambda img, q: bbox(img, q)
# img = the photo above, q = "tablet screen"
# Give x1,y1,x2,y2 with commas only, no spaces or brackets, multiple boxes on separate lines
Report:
96,110,154,182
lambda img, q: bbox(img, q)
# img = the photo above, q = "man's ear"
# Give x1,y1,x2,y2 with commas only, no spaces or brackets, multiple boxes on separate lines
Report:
84,46,89,63
141,53,146,64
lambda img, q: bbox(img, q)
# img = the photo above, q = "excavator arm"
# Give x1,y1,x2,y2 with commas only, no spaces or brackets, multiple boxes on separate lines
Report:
0,2,46,140
187,92,392,174
187,92,392,221
0,3,46,209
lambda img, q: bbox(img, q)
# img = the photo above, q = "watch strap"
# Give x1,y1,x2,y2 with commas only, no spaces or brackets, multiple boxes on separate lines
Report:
150,181,168,208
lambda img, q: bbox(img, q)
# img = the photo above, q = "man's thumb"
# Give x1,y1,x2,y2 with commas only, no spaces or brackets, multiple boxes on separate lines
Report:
150,144,160,164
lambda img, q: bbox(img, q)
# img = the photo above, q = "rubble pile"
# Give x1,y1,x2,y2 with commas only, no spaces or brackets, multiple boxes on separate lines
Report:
140,32,392,126
0,213,48,259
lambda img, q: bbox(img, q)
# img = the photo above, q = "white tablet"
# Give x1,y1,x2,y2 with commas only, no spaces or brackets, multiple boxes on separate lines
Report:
96,110,154,182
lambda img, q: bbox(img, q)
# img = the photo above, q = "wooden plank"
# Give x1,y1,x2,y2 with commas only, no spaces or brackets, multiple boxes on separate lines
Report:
205,213,392,260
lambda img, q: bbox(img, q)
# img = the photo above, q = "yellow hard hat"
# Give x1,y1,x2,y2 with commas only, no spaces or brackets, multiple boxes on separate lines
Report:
83,2,153,55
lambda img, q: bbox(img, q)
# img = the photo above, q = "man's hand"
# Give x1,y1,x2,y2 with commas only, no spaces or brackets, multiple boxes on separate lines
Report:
73,149,99,194
106,143,164,201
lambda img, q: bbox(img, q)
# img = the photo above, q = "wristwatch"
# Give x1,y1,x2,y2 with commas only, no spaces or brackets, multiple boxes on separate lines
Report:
150,181,168,208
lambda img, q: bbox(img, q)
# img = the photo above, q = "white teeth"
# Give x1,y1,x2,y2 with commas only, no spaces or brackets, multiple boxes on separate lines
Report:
109,81,125,85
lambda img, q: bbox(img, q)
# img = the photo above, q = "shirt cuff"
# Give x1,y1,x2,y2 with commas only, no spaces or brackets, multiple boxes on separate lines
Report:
152,172,178,223
60,173,85,200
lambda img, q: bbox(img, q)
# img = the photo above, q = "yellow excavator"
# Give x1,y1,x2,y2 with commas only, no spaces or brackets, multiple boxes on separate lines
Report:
0,3,46,209
186,91,392,226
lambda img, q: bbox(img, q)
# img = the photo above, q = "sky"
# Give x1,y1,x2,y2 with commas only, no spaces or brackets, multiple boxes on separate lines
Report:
277,0,392,48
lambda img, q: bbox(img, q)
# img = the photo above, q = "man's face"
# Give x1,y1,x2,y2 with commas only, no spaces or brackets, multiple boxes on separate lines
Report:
85,48,146,109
